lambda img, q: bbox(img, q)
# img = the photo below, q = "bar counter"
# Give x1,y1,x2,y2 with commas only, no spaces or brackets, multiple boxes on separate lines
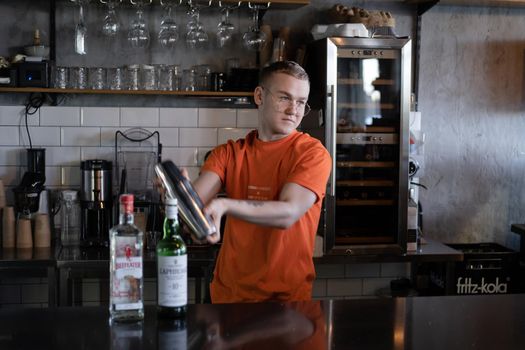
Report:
0,294,524,349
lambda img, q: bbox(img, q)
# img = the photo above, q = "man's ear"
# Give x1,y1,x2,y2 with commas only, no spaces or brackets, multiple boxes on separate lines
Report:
254,86,264,106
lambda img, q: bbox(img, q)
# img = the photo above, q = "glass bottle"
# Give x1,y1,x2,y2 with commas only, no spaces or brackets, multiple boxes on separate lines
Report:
157,197,187,319
109,194,144,322
60,190,80,246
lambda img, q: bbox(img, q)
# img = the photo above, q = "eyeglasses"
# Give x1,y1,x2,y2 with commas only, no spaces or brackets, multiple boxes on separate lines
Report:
261,87,311,116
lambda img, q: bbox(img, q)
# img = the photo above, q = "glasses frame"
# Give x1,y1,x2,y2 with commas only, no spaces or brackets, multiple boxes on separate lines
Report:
261,86,311,116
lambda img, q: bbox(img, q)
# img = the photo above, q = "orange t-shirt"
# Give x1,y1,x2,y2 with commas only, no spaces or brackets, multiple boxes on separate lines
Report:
201,130,332,303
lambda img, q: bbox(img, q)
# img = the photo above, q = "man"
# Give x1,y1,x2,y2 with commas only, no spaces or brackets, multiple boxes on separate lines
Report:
193,60,331,303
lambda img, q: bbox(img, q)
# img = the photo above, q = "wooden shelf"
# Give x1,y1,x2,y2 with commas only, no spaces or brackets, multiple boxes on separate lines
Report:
338,79,395,86
337,161,396,168
337,180,395,187
0,87,254,98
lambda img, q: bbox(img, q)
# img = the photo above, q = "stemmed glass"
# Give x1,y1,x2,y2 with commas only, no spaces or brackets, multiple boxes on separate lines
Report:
101,0,122,37
72,0,90,55
128,0,152,48
242,2,270,51
216,1,240,48
185,0,211,49
158,0,182,48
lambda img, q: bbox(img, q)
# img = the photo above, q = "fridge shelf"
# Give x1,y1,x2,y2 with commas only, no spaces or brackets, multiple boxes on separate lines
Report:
336,180,395,187
336,199,395,206
337,126,397,133
337,102,396,109
336,161,396,168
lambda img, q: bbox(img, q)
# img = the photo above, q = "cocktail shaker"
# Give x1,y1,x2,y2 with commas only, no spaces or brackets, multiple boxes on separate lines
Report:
154,161,216,240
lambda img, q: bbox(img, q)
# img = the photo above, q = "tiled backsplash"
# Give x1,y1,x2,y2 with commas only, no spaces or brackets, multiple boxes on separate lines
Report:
0,105,257,205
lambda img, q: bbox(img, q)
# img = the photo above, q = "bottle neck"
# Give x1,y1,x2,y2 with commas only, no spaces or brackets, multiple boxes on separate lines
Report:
119,205,134,225
163,217,179,239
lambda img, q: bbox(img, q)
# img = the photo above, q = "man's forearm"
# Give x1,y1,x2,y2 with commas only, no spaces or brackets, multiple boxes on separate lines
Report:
222,198,301,229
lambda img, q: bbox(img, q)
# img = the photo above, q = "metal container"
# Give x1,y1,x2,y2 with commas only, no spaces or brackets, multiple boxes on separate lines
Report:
80,160,112,202
154,161,216,240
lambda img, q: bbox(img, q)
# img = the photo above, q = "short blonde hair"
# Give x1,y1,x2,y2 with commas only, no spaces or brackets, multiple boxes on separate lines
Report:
259,61,309,86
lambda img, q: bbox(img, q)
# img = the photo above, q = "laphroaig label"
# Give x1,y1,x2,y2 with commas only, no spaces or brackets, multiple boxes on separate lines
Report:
158,255,187,307
111,238,143,310
456,277,508,294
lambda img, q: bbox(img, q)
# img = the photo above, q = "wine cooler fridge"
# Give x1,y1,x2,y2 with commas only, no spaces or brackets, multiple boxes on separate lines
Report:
305,37,411,255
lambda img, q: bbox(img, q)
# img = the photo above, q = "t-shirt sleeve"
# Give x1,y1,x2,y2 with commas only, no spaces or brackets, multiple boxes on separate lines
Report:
200,143,230,184
287,142,332,203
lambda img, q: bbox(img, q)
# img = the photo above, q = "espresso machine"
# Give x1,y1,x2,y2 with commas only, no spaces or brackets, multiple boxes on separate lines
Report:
13,148,46,217
80,159,112,247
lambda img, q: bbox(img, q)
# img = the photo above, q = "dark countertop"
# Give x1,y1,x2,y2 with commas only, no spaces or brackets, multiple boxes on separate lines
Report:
0,294,524,349
315,238,463,264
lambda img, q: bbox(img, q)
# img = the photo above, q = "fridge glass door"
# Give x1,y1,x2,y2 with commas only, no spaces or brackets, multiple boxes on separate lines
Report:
335,47,401,244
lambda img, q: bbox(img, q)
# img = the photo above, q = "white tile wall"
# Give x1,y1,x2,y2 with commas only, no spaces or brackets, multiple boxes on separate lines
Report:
236,109,258,128
61,127,101,146
81,107,120,127
218,128,252,145
0,106,38,125
22,127,61,147
162,147,199,167
0,146,23,165
40,106,80,126
0,126,20,145
179,128,218,147
160,108,198,127
121,107,159,127
198,108,236,127
45,147,81,166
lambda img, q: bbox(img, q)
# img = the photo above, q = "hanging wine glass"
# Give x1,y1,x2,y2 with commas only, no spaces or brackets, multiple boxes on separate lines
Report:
216,1,240,48
101,0,122,37
128,0,152,49
242,2,270,51
158,0,182,48
185,0,211,49
72,0,90,55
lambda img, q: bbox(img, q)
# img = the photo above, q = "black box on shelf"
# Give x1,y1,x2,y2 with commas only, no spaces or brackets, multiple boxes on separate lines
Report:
428,243,521,295
0,67,17,87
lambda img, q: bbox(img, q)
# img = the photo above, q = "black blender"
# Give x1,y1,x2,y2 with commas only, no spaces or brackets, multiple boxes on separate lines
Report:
80,159,112,247
13,148,46,218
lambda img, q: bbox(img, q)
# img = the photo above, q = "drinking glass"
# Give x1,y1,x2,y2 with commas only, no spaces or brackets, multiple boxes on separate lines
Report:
216,1,240,48
127,64,140,90
70,66,88,89
54,66,69,89
89,67,106,90
128,0,152,49
196,64,211,91
183,68,197,91
158,0,181,49
141,64,157,90
173,64,182,91
242,2,269,51
108,67,124,90
158,64,174,91
101,0,121,37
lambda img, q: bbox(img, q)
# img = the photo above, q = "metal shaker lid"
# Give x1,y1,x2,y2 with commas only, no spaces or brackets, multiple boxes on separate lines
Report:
154,161,216,240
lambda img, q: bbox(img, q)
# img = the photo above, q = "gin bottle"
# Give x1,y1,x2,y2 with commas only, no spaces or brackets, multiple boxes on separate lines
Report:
109,194,144,322
157,198,187,319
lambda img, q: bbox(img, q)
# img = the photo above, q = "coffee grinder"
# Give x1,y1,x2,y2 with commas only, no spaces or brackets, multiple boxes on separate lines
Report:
80,159,112,247
13,148,46,217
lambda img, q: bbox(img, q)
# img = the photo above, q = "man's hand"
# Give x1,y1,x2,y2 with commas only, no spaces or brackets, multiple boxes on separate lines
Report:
203,198,226,244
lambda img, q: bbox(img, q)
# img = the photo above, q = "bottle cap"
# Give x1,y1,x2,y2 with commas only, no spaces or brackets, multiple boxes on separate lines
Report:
166,197,177,206
120,194,134,213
